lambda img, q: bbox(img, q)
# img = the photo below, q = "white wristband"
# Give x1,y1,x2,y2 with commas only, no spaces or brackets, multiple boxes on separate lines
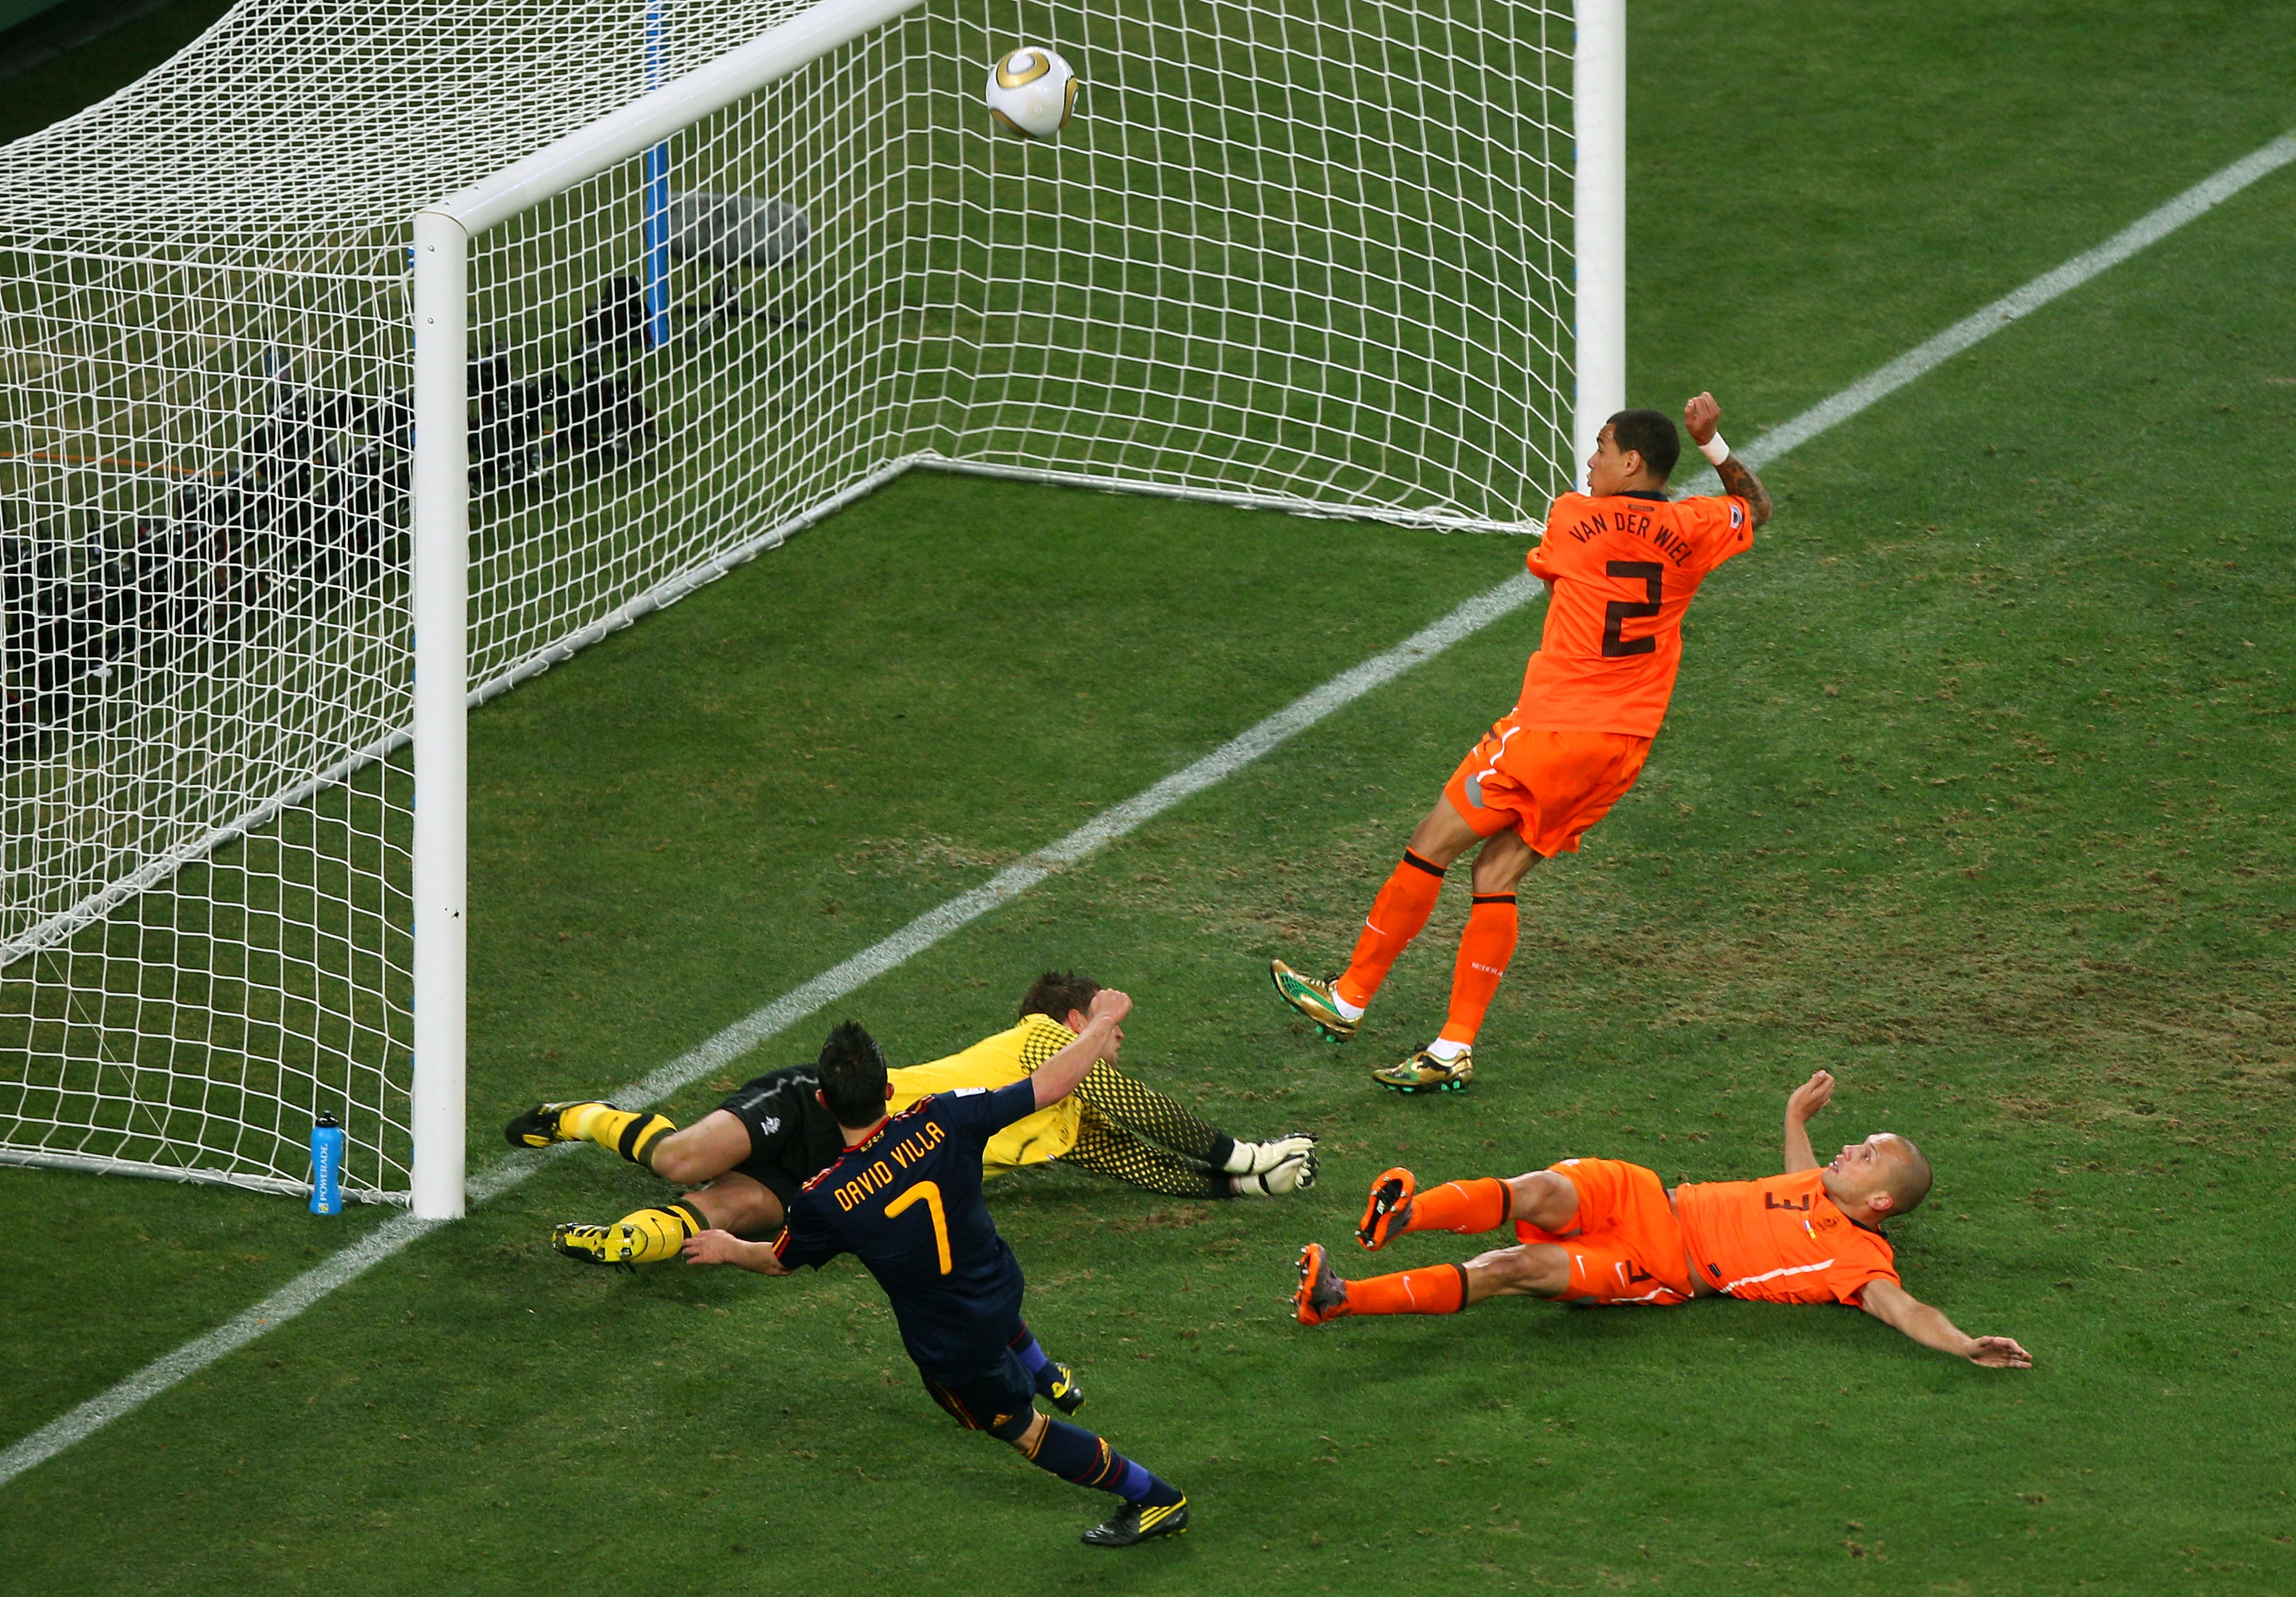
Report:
1698,432,1730,466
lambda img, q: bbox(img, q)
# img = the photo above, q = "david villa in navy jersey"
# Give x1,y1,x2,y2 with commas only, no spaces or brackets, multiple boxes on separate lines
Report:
681,992,1189,1548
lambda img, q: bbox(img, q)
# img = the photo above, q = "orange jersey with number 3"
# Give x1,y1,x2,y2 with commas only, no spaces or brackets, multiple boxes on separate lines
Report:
1672,1168,1899,1306
1518,490,1753,737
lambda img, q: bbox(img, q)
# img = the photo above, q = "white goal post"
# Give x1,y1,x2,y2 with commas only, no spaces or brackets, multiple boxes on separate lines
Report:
1,0,1624,1220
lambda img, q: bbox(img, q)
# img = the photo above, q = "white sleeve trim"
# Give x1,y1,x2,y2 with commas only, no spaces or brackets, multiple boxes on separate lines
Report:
1720,1257,1837,1296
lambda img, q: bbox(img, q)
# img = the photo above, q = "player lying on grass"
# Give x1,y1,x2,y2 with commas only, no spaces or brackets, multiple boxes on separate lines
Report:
1272,395,1773,1093
1293,1069,2032,1368
680,999,1193,1548
513,970,1317,1269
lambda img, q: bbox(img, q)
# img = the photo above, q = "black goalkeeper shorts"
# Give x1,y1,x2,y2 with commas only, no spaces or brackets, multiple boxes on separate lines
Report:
714,1074,820,1207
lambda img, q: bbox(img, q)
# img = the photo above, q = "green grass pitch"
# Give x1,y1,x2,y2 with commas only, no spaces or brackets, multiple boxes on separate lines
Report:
3,1,2294,1592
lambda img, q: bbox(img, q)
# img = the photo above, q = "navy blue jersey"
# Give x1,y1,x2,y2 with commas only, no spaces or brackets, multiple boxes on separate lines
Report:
775,1081,1039,1379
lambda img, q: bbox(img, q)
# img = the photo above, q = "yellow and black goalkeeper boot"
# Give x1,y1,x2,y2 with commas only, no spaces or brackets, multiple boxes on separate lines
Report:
509,1100,677,1168
502,1100,595,1149
553,1200,708,1270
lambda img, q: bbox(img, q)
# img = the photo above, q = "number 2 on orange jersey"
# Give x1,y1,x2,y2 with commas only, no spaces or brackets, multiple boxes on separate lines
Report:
1602,560,1664,657
885,1180,953,1273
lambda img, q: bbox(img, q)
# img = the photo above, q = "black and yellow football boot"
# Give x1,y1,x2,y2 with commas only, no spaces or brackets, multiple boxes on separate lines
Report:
1081,1495,1189,1548
553,1200,706,1270
551,1221,638,1271
1042,1360,1086,1416
508,1101,676,1168
502,1100,598,1149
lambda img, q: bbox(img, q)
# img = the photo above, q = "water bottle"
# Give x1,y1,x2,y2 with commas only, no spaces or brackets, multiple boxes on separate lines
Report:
310,1113,345,1215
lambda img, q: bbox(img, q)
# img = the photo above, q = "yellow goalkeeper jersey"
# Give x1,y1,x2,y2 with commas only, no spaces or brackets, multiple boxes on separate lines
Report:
887,1014,1082,1173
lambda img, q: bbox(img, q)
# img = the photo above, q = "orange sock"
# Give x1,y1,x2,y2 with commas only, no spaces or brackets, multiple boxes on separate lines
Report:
1404,1177,1512,1235
1336,850,1446,1009
1343,1263,1469,1317
1437,892,1519,1045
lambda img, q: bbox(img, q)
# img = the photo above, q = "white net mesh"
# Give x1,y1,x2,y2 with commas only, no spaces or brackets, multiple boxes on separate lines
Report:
1,0,1575,1202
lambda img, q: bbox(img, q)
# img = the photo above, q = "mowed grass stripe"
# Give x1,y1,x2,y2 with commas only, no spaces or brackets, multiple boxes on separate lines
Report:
5,118,2289,1495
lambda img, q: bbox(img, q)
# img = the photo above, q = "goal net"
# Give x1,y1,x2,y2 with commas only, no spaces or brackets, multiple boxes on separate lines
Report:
1,0,1606,1211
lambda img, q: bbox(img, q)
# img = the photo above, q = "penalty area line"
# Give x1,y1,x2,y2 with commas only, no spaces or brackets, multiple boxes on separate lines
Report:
5,123,2292,1494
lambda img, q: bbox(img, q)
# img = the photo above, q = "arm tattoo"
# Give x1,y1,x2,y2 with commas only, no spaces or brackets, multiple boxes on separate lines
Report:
1716,452,1774,528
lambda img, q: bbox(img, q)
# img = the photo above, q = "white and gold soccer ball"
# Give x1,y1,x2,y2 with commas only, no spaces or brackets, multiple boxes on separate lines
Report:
984,46,1078,139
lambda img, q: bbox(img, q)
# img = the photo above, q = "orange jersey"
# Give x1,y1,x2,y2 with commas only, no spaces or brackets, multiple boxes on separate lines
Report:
1517,490,1754,737
1673,1168,1898,1306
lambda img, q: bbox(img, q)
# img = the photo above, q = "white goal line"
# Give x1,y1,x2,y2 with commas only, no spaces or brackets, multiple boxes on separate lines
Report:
3,125,2290,1493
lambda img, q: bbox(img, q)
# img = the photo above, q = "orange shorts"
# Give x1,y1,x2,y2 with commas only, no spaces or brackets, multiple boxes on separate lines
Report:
1513,1157,1693,1306
1443,717,1651,858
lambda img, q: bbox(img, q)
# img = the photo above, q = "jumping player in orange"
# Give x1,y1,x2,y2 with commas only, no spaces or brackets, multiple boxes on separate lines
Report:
1271,395,1773,1091
1292,1069,2032,1369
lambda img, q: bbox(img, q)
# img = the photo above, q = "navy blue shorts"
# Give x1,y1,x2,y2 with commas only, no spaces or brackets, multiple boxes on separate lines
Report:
919,1348,1036,1442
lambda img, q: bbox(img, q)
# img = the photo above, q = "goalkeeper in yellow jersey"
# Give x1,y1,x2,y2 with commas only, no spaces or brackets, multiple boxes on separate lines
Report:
512,970,1318,1272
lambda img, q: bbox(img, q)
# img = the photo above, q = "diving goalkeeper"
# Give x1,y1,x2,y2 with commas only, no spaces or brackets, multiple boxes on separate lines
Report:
511,970,1318,1270
1292,1069,2032,1369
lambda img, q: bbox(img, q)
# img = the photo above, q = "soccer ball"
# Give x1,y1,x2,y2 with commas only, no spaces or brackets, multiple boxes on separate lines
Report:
984,46,1077,140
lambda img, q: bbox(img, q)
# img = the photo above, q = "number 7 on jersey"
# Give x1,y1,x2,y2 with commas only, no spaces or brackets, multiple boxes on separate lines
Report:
885,1181,953,1274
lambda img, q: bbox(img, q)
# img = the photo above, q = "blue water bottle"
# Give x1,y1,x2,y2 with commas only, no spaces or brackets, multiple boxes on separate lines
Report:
310,1113,345,1216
